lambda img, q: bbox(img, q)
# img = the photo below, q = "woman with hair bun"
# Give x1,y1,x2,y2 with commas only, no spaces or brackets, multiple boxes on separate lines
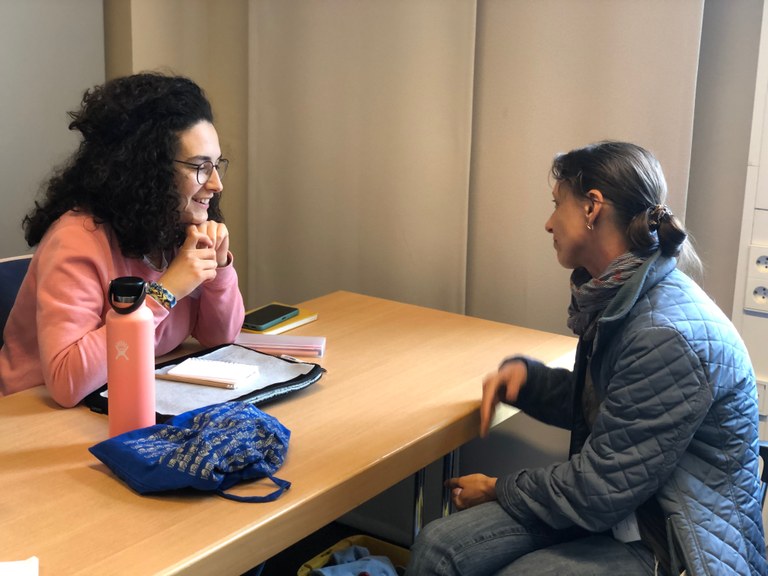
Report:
0,72,244,407
407,141,766,575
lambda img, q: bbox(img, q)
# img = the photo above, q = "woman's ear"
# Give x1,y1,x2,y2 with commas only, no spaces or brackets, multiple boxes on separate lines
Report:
584,189,605,228
585,189,605,212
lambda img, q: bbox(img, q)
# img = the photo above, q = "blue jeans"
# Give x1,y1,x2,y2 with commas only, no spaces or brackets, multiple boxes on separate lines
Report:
405,501,661,576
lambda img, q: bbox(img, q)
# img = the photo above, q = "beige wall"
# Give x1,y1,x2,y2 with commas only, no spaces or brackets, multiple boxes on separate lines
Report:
242,1,704,335
0,0,105,259
247,1,477,311
467,0,704,334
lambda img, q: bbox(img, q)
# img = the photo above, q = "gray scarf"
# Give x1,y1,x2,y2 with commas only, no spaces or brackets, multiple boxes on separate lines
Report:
567,250,652,342
569,250,653,429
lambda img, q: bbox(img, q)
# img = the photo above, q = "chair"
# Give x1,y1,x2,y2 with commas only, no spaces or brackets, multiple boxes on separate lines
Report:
0,254,33,348
759,442,768,509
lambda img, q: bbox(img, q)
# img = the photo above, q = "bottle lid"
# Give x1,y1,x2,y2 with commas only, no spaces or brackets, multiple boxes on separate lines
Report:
109,276,147,314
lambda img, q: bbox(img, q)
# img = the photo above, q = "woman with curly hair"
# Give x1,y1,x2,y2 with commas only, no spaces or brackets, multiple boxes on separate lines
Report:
0,72,245,407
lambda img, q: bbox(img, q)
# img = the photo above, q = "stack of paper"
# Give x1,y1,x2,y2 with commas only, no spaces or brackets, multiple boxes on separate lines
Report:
235,333,326,357
157,357,260,389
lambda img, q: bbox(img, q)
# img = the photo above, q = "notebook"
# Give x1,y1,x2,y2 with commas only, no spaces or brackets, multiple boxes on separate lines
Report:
157,357,261,389
83,344,326,419
234,332,326,357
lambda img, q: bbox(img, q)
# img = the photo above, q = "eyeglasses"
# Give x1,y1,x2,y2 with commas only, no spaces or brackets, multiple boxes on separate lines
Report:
174,158,229,185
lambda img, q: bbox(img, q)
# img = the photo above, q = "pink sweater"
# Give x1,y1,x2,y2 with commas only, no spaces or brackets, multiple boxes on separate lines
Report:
0,212,245,407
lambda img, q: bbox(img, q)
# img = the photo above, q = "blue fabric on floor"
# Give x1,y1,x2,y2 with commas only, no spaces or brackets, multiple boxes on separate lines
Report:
330,545,370,564
310,545,398,576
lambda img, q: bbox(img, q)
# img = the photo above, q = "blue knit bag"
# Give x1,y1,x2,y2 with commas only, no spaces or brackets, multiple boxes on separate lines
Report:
89,401,291,502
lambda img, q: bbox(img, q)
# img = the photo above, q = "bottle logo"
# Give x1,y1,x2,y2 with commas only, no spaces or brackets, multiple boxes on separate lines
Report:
114,340,129,361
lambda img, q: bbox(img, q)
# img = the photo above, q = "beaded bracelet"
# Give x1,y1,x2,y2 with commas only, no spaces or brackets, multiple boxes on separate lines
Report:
146,281,177,310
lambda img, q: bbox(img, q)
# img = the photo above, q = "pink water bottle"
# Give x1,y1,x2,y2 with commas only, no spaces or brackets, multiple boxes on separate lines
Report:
106,276,155,437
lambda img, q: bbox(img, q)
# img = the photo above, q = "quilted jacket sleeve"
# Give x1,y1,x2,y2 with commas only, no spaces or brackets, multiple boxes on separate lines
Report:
506,355,579,430
496,325,713,531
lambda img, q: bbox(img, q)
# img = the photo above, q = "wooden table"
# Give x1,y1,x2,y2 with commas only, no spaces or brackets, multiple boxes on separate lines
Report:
0,291,576,575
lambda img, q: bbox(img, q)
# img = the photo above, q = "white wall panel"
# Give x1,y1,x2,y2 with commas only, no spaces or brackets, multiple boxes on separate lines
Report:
755,210,768,245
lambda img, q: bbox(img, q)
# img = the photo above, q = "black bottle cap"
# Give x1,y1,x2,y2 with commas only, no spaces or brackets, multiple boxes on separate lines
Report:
109,276,147,314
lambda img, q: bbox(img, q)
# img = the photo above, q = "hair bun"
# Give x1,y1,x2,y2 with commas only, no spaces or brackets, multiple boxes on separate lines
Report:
647,204,672,232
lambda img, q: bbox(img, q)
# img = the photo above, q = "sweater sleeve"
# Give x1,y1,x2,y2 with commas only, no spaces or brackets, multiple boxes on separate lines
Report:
496,326,713,531
30,217,244,407
34,216,177,407
35,220,118,407
189,252,245,348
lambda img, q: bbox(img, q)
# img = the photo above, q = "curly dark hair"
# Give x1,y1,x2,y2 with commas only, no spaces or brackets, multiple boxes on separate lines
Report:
23,72,224,257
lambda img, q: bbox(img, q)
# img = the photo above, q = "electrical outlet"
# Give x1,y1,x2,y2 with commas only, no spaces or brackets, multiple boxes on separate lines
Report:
748,245,768,274
745,281,768,313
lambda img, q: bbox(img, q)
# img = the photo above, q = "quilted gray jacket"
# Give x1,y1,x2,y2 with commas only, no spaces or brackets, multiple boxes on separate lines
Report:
496,252,768,575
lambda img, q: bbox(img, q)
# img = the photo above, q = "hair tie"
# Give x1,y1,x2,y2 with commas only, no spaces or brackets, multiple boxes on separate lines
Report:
647,204,671,232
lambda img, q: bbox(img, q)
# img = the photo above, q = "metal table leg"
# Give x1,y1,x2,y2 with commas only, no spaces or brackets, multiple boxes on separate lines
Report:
413,448,461,543
412,467,426,542
441,449,459,517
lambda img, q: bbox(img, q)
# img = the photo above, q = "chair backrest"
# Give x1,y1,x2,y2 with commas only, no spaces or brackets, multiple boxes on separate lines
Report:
759,442,768,509
0,254,33,348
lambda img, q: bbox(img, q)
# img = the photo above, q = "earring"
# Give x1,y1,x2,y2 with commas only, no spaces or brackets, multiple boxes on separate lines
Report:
586,220,594,231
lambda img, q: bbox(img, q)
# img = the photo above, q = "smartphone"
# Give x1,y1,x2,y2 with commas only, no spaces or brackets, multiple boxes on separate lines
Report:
243,303,299,331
